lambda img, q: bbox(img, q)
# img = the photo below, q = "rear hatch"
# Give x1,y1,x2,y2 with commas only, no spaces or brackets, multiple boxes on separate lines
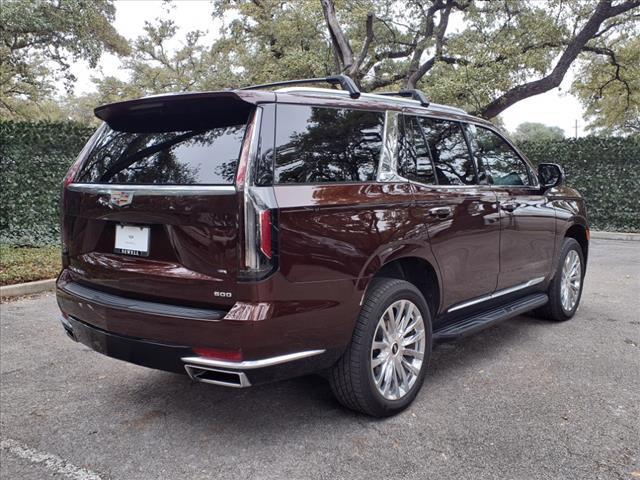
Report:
61,93,257,309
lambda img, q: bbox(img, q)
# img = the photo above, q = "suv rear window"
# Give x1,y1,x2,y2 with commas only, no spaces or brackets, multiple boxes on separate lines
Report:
274,105,384,184
76,124,247,185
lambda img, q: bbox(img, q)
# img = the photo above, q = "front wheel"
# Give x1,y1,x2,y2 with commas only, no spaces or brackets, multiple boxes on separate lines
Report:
536,238,585,321
329,278,433,417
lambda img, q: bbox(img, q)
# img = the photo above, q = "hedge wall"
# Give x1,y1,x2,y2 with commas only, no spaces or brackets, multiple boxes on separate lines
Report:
0,122,94,246
519,136,640,233
0,122,638,247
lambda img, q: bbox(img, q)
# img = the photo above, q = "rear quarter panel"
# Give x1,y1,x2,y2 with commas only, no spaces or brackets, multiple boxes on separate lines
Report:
251,181,439,353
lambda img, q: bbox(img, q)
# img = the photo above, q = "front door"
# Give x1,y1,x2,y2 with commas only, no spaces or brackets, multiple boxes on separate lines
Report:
400,115,500,313
466,124,556,290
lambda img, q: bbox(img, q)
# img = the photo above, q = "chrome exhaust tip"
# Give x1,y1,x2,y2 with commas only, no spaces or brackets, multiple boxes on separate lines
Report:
184,364,251,388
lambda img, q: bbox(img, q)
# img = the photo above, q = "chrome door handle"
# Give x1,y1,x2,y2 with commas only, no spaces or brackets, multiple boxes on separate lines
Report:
428,206,453,218
500,202,517,212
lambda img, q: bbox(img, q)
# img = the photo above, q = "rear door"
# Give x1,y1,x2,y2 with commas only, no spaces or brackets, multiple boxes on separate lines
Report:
401,115,500,313
466,124,556,290
61,96,255,308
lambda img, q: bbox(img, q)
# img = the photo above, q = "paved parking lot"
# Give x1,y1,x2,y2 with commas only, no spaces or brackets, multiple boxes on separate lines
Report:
1,239,639,480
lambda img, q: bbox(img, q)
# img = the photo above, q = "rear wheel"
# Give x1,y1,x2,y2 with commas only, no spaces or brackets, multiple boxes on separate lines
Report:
536,238,585,321
329,278,433,417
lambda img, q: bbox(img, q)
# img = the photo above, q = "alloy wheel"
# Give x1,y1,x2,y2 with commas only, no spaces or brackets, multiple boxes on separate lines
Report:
370,299,426,401
560,250,582,312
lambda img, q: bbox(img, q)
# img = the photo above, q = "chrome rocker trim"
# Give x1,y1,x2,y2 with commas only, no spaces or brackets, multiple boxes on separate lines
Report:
448,277,545,313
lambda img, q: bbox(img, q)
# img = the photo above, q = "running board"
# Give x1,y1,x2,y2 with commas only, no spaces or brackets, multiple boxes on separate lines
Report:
433,293,548,342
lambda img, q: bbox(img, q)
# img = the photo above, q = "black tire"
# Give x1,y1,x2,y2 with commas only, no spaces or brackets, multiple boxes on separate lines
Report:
535,238,585,321
329,278,433,417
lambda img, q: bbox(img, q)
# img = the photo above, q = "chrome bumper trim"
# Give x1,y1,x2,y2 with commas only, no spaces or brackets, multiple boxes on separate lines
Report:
181,349,326,370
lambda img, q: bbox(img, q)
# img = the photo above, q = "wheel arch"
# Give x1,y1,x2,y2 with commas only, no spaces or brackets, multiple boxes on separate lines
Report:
564,223,589,265
363,256,441,320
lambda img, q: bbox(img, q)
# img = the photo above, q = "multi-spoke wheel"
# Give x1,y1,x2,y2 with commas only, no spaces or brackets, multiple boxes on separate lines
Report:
536,237,585,321
329,278,433,417
560,250,582,312
370,300,426,401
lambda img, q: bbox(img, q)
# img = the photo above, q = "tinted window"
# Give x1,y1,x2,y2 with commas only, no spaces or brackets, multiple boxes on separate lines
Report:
417,118,476,185
469,125,531,186
399,115,436,184
274,105,384,184
77,125,246,185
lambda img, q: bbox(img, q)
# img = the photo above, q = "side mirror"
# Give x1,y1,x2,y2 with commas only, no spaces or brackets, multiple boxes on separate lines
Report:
538,163,565,189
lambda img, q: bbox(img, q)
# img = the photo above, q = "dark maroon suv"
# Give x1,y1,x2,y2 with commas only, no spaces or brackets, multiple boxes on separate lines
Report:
57,75,588,416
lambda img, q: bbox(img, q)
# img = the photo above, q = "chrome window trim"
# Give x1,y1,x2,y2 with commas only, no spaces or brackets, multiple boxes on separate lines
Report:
378,110,403,182
67,183,236,195
465,121,541,189
181,349,326,370
447,276,545,313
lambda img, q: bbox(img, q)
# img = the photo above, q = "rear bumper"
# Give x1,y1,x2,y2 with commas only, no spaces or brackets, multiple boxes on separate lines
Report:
60,315,332,386
56,273,342,384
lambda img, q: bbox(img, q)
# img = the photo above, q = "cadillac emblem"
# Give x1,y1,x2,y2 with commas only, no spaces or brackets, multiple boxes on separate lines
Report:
109,191,133,207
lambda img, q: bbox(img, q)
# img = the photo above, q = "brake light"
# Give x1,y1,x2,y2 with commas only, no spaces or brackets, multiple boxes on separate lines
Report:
260,209,272,259
193,347,243,362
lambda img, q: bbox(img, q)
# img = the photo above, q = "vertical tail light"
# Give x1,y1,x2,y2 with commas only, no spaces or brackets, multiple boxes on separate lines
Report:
237,108,277,279
259,209,273,259
241,193,276,277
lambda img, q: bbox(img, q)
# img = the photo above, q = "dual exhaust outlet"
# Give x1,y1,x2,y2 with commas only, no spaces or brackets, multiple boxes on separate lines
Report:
181,349,326,388
184,364,251,388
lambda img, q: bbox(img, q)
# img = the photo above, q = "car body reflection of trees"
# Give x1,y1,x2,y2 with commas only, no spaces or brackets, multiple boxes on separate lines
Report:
77,125,246,185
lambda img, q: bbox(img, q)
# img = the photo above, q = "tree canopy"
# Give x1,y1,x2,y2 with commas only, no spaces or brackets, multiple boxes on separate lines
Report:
0,0,130,118
1,0,638,133
511,122,566,143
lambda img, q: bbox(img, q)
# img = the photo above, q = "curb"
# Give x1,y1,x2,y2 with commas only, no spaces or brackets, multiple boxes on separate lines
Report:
590,231,640,242
1,279,56,299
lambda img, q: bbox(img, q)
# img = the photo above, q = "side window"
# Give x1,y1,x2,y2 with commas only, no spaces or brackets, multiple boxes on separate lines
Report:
274,105,384,184
470,126,531,186
417,118,476,185
398,115,436,184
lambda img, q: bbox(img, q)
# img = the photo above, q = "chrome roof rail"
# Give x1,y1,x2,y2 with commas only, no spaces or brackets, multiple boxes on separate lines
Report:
378,89,430,107
240,74,361,99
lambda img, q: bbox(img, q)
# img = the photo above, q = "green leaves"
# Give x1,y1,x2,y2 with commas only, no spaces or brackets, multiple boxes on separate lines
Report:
0,0,130,119
0,121,94,246
0,122,636,248
520,136,640,232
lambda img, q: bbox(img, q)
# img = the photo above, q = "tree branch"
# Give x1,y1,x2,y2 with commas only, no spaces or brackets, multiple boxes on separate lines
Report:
406,0,453,88
352,13,374,75
320,0,354,73
477,0,639,118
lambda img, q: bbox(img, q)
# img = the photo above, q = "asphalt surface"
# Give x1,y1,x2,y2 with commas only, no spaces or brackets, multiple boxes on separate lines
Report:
1,239,639,480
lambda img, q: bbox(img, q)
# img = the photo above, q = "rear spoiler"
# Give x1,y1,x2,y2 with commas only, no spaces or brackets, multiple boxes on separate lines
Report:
94,90,275,132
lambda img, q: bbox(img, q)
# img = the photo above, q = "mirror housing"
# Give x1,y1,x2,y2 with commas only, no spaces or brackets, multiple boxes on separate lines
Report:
538,163,565,190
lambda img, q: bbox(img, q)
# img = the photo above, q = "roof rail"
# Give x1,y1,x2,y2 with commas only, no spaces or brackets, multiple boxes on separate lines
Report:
378,89,430,107
240,74,361,99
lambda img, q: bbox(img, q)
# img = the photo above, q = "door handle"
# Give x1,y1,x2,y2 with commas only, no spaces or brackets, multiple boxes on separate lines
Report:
428,206,453,218
500,202,517,212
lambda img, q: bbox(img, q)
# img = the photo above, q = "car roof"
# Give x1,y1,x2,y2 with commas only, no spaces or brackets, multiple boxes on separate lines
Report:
95,86,493,129
272,87,491,126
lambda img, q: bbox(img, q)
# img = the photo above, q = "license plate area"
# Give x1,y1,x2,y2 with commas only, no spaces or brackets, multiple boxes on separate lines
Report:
114,224,150,257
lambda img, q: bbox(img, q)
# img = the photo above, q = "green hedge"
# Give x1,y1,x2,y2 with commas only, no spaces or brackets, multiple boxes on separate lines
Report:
0,122,94,246
0,122,638,247
518,136,640,232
